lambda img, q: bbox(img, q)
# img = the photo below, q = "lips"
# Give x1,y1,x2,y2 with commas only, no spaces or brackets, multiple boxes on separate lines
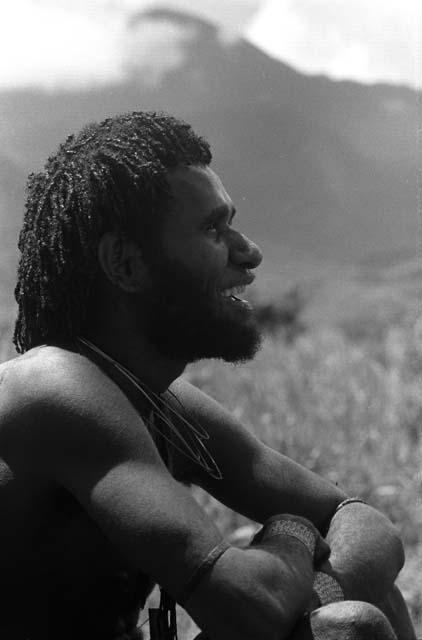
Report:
218,282,255,310
220,285,246,300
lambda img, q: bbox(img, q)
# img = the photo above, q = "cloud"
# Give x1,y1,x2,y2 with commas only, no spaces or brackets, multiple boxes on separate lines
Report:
0,1,126,89
246,0,421,88
157,0,261,36
3,0,418,91
0,0,262,90
120,18,197,86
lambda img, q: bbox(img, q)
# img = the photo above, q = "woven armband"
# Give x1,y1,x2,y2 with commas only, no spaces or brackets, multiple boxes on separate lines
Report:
258,519,316,559
334,497,366,516
177,540,231,606
313,571,344,606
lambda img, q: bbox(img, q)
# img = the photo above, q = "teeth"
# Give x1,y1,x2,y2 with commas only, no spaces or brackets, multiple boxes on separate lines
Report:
220,285,246,298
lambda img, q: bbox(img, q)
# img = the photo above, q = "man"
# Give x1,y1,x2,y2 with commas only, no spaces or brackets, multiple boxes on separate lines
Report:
0,111,415,639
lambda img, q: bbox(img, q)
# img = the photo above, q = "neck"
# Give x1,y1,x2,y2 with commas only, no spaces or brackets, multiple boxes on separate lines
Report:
82,328,187,394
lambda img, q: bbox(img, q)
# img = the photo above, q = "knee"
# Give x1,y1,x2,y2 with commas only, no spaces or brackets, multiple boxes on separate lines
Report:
310,601,397,640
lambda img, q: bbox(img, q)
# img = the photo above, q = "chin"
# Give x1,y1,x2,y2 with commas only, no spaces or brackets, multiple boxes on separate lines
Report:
216,328,262,364
218,305,262,362
151,318,262,364
146,287,262,363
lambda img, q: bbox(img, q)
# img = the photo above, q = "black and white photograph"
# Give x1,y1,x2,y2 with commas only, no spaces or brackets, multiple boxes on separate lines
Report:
0,1,420,638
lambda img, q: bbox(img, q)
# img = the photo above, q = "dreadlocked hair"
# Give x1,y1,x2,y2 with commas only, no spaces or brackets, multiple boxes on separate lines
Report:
14,111,212,353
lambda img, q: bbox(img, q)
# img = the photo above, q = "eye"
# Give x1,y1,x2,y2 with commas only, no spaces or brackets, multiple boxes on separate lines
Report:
205,221,221,236
205,219,232,237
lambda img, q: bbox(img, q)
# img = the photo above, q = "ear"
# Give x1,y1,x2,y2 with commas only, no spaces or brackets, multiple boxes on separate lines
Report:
97,232,147,293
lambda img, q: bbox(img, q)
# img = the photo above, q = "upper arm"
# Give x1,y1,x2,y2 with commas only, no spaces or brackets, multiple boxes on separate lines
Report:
168,378,346,530
0,355,224,597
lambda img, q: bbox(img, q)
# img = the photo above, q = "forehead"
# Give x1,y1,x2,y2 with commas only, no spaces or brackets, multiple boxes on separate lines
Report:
165,165,233,222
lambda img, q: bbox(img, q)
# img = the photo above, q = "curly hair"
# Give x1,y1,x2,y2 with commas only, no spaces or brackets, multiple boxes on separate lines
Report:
14,111,212,353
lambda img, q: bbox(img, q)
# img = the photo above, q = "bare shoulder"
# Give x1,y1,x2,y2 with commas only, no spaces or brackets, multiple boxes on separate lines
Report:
0,345,143,419
0,346,156,475
0,345,116,404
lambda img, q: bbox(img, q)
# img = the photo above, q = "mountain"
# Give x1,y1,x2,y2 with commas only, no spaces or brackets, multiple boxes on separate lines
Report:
0,7,418,310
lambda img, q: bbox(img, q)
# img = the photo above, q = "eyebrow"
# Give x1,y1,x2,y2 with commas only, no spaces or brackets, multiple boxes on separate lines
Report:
204,204,236,225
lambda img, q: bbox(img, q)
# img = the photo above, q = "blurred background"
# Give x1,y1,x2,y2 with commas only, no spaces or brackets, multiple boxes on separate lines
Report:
0,0,421,635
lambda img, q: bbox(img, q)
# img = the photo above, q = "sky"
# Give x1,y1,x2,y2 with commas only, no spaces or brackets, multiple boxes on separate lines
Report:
0,0,420,91
246,0,421,88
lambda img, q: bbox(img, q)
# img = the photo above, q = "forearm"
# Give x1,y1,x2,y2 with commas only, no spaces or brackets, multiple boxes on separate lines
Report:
185,514,331,640
200,442,347,532
185,542,314,640
318,501,404,604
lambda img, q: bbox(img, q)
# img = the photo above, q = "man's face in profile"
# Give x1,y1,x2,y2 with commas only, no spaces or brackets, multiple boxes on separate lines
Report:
140,165,263,363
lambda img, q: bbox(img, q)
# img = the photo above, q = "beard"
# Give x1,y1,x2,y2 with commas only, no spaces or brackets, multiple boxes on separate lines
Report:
138,258,262,364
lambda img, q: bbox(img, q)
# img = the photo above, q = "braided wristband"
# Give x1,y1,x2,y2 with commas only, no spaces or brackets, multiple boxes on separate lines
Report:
177,540,231,606
313,571,344,606
333,497,366,516
258,519,316,559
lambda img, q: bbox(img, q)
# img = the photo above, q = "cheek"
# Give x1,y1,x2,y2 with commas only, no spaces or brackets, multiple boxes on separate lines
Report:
166,238,228,292
196,240,228,273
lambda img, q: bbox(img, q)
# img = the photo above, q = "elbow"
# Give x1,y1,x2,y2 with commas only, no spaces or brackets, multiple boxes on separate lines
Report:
372,521,405,597
382,516,405,579
375,521,405,596
391,527,405,576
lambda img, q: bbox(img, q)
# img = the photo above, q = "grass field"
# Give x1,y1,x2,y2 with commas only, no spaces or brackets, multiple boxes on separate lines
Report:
174,303,422,637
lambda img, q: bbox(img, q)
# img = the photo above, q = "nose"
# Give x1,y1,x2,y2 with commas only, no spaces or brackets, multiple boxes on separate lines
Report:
228,229,263,270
